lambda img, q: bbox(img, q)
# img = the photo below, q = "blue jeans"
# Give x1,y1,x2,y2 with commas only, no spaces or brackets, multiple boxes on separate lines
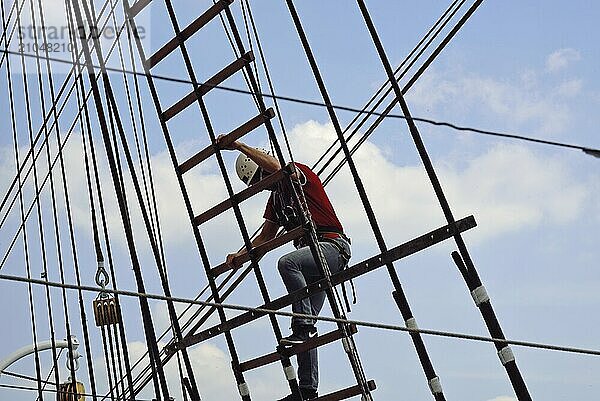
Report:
277,238,351,391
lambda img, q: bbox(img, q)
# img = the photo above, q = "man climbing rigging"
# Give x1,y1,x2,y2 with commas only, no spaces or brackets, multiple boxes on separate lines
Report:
218,134,351,401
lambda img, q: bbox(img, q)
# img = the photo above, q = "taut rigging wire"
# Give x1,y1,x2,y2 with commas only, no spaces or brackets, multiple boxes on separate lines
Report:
2,271,600,358
1,47,596,158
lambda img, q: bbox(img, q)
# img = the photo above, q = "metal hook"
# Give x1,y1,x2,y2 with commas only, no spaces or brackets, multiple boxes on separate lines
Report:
95,260,109,289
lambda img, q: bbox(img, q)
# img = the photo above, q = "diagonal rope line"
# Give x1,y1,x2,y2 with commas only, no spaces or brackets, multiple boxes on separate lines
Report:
314,0,467,175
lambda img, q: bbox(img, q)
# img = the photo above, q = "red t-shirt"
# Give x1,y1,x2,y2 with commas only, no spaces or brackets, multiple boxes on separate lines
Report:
263,163,343,232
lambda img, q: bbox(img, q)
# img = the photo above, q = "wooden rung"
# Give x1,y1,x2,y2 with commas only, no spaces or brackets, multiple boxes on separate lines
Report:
210,226,306,278
314,380,376,401
194,168,287,226
162,51,254,121
128,0,152,18
145,0,235,68
177,108,275,174
239,324,358,372
171,216,476,350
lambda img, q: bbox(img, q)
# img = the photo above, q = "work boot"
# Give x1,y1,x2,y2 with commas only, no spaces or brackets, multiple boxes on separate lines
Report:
279,325,317,346
276,387,318,401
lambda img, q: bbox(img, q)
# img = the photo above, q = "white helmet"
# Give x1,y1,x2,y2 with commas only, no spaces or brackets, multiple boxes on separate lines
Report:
235,149,268,185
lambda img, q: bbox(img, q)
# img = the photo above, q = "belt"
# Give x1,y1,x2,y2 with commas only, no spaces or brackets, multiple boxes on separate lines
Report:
320,232,341,240
318,231,351,244
293,231,350,251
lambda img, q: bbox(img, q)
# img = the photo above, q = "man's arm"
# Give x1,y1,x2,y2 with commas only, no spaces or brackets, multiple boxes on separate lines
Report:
225,219,279,268
216,135,280,173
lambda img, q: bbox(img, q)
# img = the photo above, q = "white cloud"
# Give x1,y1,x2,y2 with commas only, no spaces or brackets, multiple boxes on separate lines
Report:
93,340,241,400
546,48,581,72
36,135,265,256
286,121,589,245
487,397,517,401
138,340,283,400
0,118,590,265
408,69,572,136
556,79,583,97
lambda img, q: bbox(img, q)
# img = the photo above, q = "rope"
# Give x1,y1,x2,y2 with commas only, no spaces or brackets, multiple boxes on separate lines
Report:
316,0,468,179
214,0,260,110
105,314,122,400
313,0,466,175
0,0,129,225
65,1,137,396
2,47,596,158
61,0,103,398
322,0,489,186
30,0,72,390
33,348,63,401
242,0,295,163
284,2,373,396
0,0,28,68
240,0,261,100
71,0,180,396
3,272,600,358
6,2,45,398
3,369,58,386
100,320,117,401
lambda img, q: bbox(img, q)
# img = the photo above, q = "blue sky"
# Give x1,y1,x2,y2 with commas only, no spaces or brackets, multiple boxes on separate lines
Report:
0,1,599,401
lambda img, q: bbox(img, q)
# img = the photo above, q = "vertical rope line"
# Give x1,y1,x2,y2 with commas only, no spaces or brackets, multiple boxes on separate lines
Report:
94,3,202,394
123,1,248,398
64,3,139,397
110,315,128,399
105,317,121,400
122,0,167,269
242,0,294,163
76,56,120,401
70,0,177,397
75,39,142,398
0,0,19,45
100,322,117,401
12,2,46,398
176,352,189,401
34,349,64,401
53,2,104,400
16,0,79,391
91,0,205,393
23,0,64,391
28,0,67,394
239,0,260,100
68,3,157,401
107,0,159,251
214,0,260,109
